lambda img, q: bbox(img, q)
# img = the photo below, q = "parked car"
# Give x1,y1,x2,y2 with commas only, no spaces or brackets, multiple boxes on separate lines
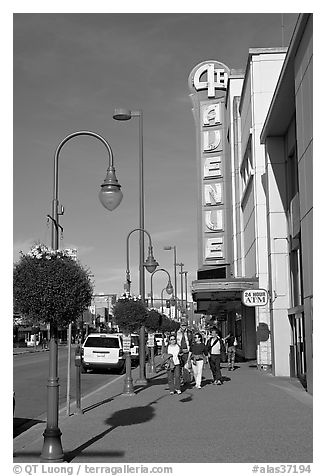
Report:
81,333,125,373
26,336,40,347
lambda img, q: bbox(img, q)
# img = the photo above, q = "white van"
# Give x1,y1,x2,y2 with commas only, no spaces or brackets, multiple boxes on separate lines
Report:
81,333,125,373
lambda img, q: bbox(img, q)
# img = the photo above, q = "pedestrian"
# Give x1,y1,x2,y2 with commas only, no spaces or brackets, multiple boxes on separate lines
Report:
187,332,208,389
176,322,191,384
165,334,182,395
206,326,225,385
225,333,238,371
41,336,47,350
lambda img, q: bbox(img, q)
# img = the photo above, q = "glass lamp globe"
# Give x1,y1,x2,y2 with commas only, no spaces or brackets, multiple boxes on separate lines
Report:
99,184,123,211
166,282,173,295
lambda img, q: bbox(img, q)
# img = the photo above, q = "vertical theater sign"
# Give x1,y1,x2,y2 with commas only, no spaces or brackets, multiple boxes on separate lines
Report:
188,61,232,274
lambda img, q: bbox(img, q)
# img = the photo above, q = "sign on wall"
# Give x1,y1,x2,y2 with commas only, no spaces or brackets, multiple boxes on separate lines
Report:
188,60,230,267
242,289,268,307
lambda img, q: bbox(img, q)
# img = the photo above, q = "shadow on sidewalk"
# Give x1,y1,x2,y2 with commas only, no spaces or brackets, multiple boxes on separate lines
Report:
66,393,169,462
14,417,45,438
82,397,116,414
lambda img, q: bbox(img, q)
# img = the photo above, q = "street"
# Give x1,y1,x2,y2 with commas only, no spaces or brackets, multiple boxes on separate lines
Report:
13,346,126,437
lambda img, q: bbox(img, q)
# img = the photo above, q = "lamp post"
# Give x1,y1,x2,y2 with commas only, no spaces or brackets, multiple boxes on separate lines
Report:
176,262,184,317
184,271,188,318
163,245,178,320
150,268,173,308
180,270,188,320
41,131,122,463
113,108,149,382
148,268,173,373
125,227,159,384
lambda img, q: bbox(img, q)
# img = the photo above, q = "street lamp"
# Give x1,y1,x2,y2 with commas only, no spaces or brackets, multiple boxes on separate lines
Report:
163,245,178,320
161,287,172,314
148,268,173,374
113,108,148,382
150,268,174,308
42,131,122,463
125,227,159,385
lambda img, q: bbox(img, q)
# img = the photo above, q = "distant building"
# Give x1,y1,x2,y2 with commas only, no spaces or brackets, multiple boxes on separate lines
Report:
189,14,312,393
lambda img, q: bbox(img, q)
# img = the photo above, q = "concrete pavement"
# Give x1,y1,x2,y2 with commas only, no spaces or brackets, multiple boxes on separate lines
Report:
13,360,313,463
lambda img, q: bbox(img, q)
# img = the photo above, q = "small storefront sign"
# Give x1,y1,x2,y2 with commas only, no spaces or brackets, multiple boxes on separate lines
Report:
242,289,268,307
147,333,155,348
122,335,131,352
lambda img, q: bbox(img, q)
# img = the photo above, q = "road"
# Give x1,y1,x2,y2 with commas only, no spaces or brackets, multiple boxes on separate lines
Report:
13,346,127,437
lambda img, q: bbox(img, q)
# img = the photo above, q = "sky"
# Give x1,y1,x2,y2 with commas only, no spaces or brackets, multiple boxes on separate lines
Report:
12,10,301,303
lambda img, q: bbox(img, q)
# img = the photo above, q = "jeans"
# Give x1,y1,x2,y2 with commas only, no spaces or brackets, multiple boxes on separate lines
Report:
228,346,236,368
179,352,189,382
167,364,181,392
209,354,222,382
191,359,204,387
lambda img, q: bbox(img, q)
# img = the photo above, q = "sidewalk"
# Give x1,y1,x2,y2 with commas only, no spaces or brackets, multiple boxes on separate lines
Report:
13,361,313,463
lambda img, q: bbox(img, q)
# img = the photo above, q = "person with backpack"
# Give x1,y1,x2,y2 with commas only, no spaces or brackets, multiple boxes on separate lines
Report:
206,326,225,385
176,322,192,385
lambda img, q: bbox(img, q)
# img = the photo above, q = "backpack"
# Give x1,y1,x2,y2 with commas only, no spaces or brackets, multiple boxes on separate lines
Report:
207,337,226,360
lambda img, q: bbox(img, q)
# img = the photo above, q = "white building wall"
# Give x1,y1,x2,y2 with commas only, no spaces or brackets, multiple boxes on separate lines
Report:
240,50,286,368
227,75,245,278
265,136,292,376
294,14,313,392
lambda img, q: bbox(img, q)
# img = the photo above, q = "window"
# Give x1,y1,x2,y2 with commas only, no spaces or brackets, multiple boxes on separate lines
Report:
240,136,253,195
84,336,120,348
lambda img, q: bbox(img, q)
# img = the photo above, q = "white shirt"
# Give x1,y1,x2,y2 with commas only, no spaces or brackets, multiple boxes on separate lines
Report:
209,337,221,355
167,344,181,365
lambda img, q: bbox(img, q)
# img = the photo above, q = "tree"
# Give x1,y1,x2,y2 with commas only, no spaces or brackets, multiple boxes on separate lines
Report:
144,309,161,332
113,293,148,333
159,314,179,333
13,243,93,327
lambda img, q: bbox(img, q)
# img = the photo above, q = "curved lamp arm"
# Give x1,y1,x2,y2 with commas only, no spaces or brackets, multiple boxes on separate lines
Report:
150,268,174,307
125,227,159,293
51,130,122,250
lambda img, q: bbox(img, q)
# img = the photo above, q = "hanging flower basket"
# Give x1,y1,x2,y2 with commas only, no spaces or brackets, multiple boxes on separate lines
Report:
113,293,148,333
13,243,93,327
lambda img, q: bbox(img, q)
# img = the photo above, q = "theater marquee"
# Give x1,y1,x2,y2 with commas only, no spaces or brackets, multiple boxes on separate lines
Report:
188,60,231,269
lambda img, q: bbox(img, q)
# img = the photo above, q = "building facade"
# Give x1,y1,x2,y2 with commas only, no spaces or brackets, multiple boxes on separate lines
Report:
261,14,313,393
189,14,312,392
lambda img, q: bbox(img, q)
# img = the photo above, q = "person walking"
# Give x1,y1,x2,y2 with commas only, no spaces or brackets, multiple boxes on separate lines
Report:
166,335,182,395
187,333,208,389
206,326,224,385
176,322,191,384
225,333,238,371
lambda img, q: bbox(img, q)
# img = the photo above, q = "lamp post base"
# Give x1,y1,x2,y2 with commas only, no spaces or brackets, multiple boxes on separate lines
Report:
40,427,64,462
122,353,135,395
148,347,156,374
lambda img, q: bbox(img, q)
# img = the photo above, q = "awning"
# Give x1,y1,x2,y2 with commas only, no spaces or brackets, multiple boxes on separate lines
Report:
192,277,259,313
